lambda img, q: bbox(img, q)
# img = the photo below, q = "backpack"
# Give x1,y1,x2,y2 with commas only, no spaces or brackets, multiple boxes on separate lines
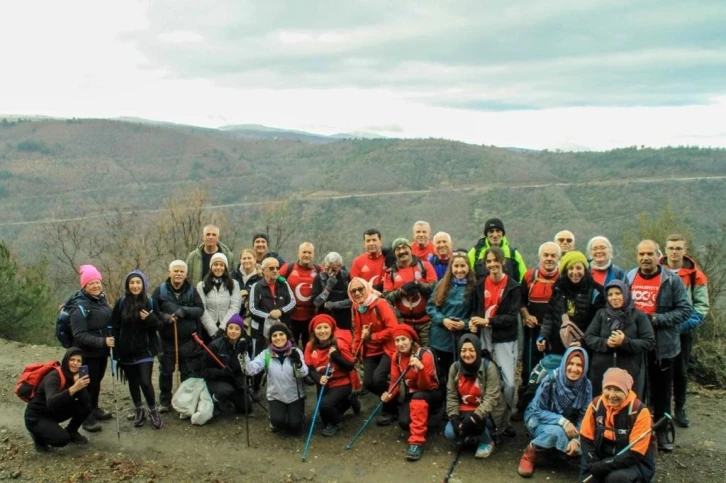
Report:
389,259,427,284
15,360,66,402
55,291,88,348
516,354,562,414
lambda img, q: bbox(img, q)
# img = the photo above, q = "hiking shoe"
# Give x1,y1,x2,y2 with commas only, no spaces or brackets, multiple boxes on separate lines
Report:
92,408,113,421
34,442,50,453
406,444,424,461
518,444,537,477
158,403,171,414
376,412,397,426
82,415,102,433
149,407,163,429
133,407,146,428
322,422,342,437
675,407,690,428
657,430,673,452
68,432,89,445
475,442,495,459
351,396,361,415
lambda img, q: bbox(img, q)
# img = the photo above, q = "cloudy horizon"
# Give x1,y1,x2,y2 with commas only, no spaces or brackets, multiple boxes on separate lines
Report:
2,0,725,151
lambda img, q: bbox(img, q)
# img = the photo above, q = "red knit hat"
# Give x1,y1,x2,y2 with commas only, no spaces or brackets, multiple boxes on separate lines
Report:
308,314,337,334
391,324,418,342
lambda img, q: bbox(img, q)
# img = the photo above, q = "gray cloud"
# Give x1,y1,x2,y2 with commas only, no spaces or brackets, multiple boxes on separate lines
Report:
126,0,726,110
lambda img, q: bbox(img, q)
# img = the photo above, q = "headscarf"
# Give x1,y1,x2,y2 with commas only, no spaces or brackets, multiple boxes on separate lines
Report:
604,280,634,331
552,346,591,414
457,333,482,378
347,277,379,313
602,367,633,395
61,347,84,385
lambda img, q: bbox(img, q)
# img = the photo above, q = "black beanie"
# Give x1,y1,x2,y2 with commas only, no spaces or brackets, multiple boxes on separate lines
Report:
483,218,505,235
252,232,269,244
267,322,292,342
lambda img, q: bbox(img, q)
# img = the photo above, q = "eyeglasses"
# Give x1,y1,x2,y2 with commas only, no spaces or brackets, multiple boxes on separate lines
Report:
557,238,574,243
666,247,685,251
266,266,280,271
350,287,365,294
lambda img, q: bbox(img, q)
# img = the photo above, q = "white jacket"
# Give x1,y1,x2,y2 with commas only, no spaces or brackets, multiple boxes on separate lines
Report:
245,348,308,404
197,280,242,337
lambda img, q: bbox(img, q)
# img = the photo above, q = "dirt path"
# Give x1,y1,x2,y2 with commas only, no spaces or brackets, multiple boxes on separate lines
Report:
1,339,725,482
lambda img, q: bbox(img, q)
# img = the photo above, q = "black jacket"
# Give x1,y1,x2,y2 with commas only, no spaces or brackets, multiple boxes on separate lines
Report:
151,279,205,342
69,291,112,359
111,296,163,363
470,275,522,343
248,278,296,336
311,269,353,330
25,349,91,422
202,335,248,383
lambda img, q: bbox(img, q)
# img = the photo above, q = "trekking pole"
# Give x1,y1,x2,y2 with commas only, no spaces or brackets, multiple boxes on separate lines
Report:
582,413,671,483
345,366,411,450
302,363,331,462
107,325,121,442
192,332,225,367
237,352,251,447
173,319,181,388
443,443,464,483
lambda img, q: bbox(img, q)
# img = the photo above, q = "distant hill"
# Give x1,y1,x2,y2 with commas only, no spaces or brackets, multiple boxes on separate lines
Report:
0,117,724,265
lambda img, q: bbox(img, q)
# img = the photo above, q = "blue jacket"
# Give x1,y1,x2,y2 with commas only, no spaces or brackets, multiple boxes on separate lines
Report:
426,282,471,353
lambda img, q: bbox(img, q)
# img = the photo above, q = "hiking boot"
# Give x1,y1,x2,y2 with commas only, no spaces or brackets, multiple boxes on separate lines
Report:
657,430,673,452
376,412,397,426
675,407,690,428
68,432,89,445
133,407,146,428
351,396,361,415
406,444,424,461
149,407,163,429
322,422,342,437
475,441,495,459
34,442,50,453
518,444,537,477
82,415,102,433
158,402,171,414
92,408,113,421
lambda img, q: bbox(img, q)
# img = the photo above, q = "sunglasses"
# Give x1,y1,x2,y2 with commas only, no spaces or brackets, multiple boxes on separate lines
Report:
350,287,365,294
266,266,280,271
557,238,574,243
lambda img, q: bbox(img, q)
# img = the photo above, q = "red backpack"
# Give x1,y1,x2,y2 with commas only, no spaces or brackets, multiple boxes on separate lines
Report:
15,361,66,402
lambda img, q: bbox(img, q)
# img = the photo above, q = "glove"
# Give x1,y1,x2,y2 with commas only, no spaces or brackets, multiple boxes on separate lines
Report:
326,276,338,290
289,349,302,368
401,281,419,296
237,338,249,353
588,459,611,477
449,415,464,435
461,412,483,435
173,308,186,319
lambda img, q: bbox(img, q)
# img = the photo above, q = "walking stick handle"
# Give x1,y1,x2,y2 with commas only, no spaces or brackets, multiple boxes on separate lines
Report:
192,332,226,369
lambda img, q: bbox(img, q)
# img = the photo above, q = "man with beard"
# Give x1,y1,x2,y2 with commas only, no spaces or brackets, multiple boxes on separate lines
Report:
152,260,205,413
383,238,437,347
350,229,387,291
429,232,454,280
280,242,323,348
626,239,690,452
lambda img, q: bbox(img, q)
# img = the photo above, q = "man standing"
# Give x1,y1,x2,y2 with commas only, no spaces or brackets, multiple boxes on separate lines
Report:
411,221,435,260
626,240,690,452
152,260,205,413
280,242,322,348
383,238,437,346
554,230,576,255
661,234,710,428
350,229,387,290
468,218,527,281
186,224,234,286
428,232,453,280
252,233,285,266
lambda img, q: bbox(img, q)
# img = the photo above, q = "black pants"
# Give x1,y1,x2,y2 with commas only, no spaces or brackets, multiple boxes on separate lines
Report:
158,339,201,404
122,361,155,407
433,350,454,395
522,325,544,379
269,398,305,434
673,332,692,409
290,319,311,349
647,352,674,423
25,402,90,447
318,384,352,425
580,465,650,482
207,380,252,414
85,356,108,409
363,354,396,414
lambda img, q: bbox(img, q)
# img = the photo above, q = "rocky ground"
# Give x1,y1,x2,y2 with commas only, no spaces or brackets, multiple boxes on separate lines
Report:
1,339,725,482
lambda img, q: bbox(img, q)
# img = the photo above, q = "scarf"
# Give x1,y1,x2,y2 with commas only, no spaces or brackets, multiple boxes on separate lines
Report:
590,258,612,270
604,280,634,331
270,341,293,355
349,277,379,312
552,346,591,414
453,277,468,286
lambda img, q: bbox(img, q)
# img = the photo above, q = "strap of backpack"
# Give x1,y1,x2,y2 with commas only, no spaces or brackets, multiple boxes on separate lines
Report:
264,351,271,372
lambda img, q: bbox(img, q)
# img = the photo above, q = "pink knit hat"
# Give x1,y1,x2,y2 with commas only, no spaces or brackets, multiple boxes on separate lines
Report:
79,264,102,288
602,367,633,394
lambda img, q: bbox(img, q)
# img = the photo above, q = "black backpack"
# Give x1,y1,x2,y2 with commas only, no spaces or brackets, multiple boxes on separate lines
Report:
55,291,88,348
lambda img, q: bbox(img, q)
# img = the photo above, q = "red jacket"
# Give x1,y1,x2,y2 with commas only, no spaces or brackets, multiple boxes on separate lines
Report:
352,298,398,358
389,347,438,397
412,242,435,260
383,259,438,322
304,331,356,389
350,252,387,287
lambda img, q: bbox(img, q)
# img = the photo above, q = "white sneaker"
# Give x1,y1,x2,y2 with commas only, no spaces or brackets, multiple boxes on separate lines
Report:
475,442,494,459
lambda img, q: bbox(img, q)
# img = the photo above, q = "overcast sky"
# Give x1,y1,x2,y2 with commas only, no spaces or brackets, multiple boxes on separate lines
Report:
2,0,725,150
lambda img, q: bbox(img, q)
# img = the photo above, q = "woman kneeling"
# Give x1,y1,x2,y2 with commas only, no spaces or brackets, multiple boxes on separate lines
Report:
519,346,592,478
381,325,440,462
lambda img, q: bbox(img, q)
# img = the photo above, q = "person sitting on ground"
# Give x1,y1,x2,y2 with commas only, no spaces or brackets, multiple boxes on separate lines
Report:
197,253,242,340
201,314,253,415
243,323,308,434
25,347,91,451
584,280,655,399
349,277,399,426
579,368,655,483
445,334,503,459
381,324,440,462
304,314,359,436
111,270,164,429
518,346,592,478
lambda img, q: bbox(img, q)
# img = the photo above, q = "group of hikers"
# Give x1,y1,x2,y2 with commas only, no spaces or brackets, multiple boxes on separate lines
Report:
23,218,709,482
